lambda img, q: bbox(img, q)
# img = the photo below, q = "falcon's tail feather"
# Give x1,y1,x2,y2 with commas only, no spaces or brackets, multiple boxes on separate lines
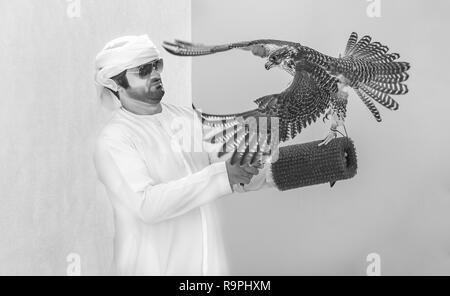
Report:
359,84,399,111
355,89,382,122
341,32,410,121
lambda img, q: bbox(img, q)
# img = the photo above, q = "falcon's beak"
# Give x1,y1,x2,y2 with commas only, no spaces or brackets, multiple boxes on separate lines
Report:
265,61,275,70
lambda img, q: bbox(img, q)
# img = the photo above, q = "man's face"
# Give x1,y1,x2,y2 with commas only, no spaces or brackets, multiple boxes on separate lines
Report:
122,59,165,104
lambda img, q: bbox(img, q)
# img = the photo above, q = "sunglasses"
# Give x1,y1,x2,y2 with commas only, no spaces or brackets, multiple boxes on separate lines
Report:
127,58,164,77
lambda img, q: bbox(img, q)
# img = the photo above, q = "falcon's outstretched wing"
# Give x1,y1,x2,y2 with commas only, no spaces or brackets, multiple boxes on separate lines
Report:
163,39,301,76
197,96,280,167
162,39,300,58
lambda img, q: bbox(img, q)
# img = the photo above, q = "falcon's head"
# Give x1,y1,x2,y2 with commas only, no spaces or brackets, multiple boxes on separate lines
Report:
265,46,297,70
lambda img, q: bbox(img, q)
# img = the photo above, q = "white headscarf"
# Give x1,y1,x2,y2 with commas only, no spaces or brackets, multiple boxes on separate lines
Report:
94,34,161,109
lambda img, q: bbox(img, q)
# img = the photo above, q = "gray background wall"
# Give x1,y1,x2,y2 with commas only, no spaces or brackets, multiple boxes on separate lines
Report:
192,0,450,275
0,0,191,275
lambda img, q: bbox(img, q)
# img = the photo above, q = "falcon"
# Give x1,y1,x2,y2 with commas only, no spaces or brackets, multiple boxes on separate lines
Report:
162,33,410,166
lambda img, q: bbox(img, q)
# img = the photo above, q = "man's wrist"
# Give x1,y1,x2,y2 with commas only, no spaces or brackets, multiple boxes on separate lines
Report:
216,161,234,194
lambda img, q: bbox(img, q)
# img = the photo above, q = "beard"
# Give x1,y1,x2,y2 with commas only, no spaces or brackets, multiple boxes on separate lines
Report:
149,84,165,101
127,84,165,104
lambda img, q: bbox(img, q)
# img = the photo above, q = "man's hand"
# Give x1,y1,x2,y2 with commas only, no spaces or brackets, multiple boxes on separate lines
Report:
225,158,261,186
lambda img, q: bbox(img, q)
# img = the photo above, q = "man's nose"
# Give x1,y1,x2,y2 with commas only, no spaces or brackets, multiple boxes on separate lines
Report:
150,75,161,84
150,72,161,80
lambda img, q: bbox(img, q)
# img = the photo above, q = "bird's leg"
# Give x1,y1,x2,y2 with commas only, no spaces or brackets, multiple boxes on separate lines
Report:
319,110,341,146
319,82,349,146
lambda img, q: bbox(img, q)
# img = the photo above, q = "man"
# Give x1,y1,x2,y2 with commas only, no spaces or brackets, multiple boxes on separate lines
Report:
93,35,275,276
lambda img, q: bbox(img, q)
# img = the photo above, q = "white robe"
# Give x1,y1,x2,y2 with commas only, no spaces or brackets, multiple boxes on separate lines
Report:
94,102,273,275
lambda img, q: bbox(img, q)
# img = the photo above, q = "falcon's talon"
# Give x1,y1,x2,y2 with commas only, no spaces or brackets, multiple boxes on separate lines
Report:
319,129,338,146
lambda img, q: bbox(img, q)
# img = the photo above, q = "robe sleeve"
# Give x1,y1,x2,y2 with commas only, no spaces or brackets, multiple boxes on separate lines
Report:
94,134,233,225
